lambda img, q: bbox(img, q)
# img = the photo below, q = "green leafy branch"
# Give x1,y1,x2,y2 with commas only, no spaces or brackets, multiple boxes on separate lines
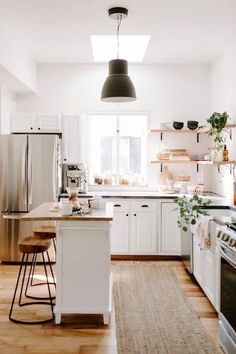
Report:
207,112,229,151
174,195,212,232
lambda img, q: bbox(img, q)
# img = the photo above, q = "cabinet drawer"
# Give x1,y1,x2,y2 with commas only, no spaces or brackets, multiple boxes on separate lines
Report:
131,200,157,212
111,200,130,213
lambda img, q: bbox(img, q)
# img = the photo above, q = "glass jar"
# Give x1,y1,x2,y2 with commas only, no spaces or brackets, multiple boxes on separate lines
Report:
234,182,236,206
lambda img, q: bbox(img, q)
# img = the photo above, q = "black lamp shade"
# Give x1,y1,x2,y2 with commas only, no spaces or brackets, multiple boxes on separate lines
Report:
101,59,136,102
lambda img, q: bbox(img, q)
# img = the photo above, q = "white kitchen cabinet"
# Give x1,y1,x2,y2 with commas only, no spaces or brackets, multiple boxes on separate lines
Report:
62,114,84,163
130,201,157,254
193,237,203,285
203,249,215,304
160,202,181,255
11,113,61,133
11,113,35,132
109,199,158,255
193,232,216,308
37,114,61,132
110,201,129,254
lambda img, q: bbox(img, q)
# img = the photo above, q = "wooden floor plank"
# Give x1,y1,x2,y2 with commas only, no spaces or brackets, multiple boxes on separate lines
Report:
0,261,220,354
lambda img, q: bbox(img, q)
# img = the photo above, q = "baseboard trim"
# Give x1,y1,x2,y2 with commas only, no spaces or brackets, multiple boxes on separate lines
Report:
111,255,181,261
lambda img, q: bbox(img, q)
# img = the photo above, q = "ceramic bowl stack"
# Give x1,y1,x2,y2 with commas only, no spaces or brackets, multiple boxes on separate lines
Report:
173,121,184,130
187,120,198,130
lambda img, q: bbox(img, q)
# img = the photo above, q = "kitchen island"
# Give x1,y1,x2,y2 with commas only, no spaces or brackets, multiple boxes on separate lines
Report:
22,202,113,325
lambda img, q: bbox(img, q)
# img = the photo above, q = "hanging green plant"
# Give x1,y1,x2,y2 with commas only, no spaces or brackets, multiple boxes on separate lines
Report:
207,112,229,151
174,195,211,232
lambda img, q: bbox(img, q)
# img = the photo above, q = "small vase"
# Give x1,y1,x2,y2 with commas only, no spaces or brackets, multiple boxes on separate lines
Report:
210,148,222,162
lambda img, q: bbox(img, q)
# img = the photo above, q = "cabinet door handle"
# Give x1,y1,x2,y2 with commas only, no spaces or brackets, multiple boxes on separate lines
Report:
114,204,121,207
134,213,136,216
141,204,149,208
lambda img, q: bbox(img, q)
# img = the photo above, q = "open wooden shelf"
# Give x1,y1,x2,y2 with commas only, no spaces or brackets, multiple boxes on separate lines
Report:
150,124,236,134
150,160,236,165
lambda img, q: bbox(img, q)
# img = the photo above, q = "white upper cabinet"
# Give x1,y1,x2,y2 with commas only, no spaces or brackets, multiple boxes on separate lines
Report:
160,202,181,255
11,113,61,133
11,113,35,132
62,114,84,163
36,114,61,132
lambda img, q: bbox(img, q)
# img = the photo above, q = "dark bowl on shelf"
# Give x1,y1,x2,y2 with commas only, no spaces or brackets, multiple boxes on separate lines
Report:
173,121,184,130
187,120,199,130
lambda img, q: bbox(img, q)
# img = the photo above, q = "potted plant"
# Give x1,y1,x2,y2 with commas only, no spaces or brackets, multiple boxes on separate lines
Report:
207,111,229,153
174,195,211,232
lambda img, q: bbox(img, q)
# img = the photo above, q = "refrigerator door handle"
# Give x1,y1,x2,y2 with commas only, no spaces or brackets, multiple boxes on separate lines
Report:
28,147,33,205
3,214,22,220
53,140,59,201
22,144,27,206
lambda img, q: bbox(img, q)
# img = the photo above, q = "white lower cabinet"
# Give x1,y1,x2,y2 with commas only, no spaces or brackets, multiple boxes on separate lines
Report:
110,199,158,255
193,238,203,285
203,249,215,304
110,208,129,254
160,202,181,255
193,235,216,308
130,211,157,254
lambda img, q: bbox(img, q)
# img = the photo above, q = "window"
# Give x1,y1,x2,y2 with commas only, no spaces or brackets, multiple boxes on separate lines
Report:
88,113,148,186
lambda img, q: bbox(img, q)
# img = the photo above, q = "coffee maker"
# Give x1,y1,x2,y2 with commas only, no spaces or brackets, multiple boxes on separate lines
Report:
62,163,88,194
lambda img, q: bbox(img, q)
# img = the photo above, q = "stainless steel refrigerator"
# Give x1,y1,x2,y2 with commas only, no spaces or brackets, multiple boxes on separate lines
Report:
0,134,61,261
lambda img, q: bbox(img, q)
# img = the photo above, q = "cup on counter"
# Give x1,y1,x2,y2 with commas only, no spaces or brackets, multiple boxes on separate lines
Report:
60,202,73,216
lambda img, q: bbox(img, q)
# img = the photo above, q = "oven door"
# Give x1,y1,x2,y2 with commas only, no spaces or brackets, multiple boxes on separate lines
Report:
218,240,236,353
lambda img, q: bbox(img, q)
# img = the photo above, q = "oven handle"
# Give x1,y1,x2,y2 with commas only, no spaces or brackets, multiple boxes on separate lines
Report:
218,244,236,268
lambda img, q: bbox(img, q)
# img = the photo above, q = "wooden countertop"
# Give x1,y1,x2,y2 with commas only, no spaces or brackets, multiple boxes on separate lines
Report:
22,202,113,221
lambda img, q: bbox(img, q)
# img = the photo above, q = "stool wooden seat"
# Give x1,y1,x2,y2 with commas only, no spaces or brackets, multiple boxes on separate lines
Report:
19,236,51,254
33,225,56,239
9,235,55,325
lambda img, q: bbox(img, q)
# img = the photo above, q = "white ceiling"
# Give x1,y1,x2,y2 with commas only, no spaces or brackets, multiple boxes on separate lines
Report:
0,0,236,64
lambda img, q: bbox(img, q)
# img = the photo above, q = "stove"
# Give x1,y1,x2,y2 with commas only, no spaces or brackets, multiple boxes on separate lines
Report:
217,225,236,354
226,222,236,234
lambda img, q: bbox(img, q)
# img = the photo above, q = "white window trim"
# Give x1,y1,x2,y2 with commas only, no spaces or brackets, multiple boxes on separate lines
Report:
85,111,150,189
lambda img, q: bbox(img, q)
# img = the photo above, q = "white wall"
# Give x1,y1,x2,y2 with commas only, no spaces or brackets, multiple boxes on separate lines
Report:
0,85,15,134
16,63,211,189
211,43,236,201
0,25,37,93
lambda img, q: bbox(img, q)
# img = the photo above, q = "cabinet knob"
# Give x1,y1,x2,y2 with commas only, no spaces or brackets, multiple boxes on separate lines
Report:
126,214,129,216
38,127,41,130
134,213,136,216
64,158,67,161
30,127,33,130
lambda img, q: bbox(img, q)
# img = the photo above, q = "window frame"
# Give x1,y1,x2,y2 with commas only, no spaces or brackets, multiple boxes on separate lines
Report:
86,111,149,186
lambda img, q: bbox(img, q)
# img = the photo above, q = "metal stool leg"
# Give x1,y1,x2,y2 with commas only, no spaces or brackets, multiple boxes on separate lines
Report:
9,254,26,320
24,252,56,301
9,252,55,324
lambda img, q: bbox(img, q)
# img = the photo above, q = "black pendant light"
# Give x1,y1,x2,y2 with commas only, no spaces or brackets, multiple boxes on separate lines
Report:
101,7,136,102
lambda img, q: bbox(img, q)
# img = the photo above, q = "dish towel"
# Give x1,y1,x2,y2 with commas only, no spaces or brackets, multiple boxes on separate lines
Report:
195,215,213,248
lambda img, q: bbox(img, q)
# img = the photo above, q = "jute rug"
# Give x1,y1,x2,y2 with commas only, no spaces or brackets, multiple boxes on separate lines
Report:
112,263,221,354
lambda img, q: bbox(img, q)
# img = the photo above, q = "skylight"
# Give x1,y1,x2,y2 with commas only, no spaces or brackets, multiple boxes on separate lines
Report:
91,35,150,62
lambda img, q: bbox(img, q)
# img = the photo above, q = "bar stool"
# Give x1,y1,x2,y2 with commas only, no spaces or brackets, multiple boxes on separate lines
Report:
27,225,57,290
33,225,57,253
9,236,55,324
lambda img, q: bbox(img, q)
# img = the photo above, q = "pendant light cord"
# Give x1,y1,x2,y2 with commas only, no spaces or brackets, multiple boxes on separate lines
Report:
116,14,122,58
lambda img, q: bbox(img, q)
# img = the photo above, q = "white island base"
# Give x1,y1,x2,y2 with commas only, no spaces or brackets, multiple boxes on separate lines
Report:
54,220,112,325
21,202,113,325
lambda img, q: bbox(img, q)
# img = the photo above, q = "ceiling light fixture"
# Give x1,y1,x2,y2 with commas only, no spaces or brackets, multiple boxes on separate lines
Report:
101,7,136,103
